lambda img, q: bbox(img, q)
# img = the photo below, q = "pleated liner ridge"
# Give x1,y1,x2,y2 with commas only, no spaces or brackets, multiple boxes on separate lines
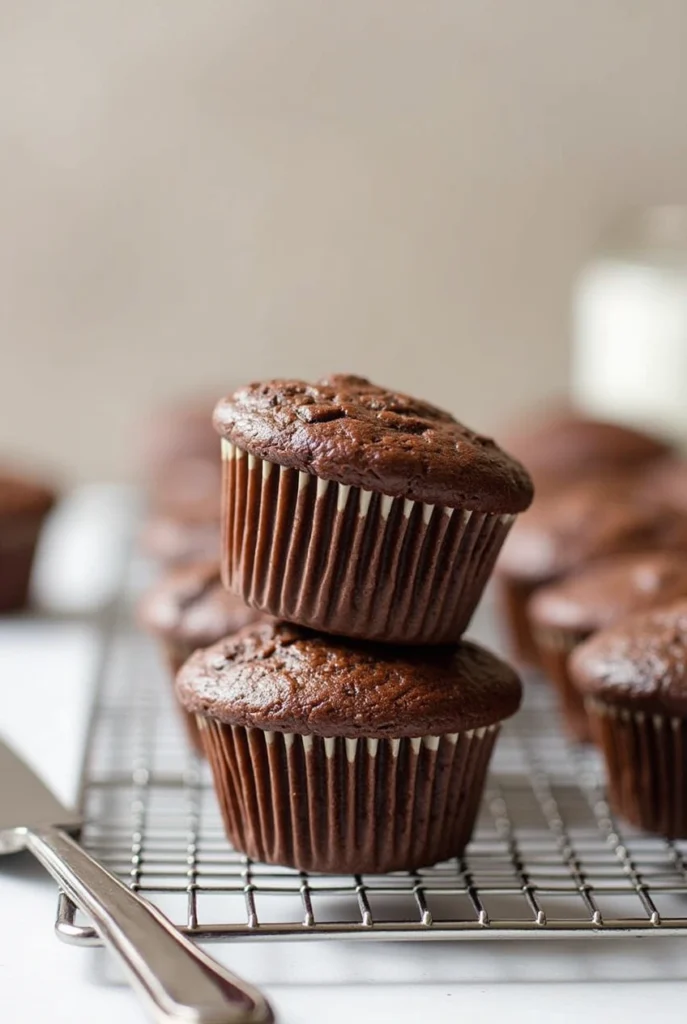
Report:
220,441,515,644
199,719,499,873
587,700,687,837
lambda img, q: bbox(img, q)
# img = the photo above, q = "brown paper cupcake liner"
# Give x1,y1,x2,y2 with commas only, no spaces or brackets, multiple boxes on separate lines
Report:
199,719,500,873
534,626,593,742
586,700,687,838
220,441,514,644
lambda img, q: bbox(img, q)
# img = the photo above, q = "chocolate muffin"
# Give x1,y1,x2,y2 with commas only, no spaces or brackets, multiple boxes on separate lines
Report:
141,511,221,566
213,375,533,645
177,621,522,872
495,476,683,666
504,408,671,492
0,471,55,612
529,553,687,741
144,398,222,519
139,560,268,752
570,600,687,837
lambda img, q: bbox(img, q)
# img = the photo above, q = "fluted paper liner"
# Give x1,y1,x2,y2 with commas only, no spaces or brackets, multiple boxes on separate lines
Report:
587,700,687,838
220,441,514,644
534,626,592,743
199,720,500,872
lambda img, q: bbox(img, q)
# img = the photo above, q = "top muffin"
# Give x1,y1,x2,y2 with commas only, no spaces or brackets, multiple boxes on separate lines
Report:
214,375,533,513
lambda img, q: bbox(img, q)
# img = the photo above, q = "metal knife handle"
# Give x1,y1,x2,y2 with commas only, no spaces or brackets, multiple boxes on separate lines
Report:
26,825,274,1024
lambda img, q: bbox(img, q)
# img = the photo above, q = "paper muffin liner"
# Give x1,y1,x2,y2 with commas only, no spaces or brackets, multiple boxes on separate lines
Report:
586,700,687,838
220,441,515,644
495,576,542,666
533,626,593,742
198,718,500,872
0,515,46,613
161,641,205,756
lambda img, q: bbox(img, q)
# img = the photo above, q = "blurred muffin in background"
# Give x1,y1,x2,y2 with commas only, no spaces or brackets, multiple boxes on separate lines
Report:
570,600,687,838
139,560,269,752
140,396,226,565
144,398,219,475
528,551,687,741
495,474,687,666
141,511,221,566
503,405,672,493
148,456,221,521
143,397,222,519
636,456,687,516
0,469,56,612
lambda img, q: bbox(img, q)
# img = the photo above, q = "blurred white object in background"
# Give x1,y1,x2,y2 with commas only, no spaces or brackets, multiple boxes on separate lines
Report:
572,206,687,446
32,484,139,614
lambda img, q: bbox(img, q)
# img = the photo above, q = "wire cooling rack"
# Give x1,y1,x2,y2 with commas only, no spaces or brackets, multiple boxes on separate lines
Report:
56,561,687,943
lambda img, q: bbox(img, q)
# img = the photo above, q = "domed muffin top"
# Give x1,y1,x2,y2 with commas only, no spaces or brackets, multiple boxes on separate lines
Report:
213,375,533,513
176,620,522,737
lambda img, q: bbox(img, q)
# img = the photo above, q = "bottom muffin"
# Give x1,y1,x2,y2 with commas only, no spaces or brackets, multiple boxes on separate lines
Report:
570,600,687,837
177,622,522,873
138,560,268,753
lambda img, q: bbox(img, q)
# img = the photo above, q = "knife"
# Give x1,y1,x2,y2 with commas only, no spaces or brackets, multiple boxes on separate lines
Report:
0,738,274,1024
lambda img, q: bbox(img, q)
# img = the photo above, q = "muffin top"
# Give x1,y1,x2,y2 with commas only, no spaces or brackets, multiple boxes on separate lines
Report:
570,599,687,713
176,621,522,737
141,515,220,565
529,552,687,634
139,560,266,648
504,408,671,489
0,471,55,521
496,477,683,583
213,375,533,513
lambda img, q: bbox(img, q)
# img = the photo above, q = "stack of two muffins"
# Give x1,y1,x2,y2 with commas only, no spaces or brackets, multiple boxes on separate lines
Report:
174,376,533,873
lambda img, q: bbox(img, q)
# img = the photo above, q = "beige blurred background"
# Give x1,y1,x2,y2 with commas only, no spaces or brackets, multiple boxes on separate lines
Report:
2,2,687,481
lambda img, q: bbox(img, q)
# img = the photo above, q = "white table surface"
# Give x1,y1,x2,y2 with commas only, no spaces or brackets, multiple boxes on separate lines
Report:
2,487,687,1024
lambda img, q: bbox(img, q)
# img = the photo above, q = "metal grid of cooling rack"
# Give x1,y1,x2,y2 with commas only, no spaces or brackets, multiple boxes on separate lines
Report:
56,566,687,943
